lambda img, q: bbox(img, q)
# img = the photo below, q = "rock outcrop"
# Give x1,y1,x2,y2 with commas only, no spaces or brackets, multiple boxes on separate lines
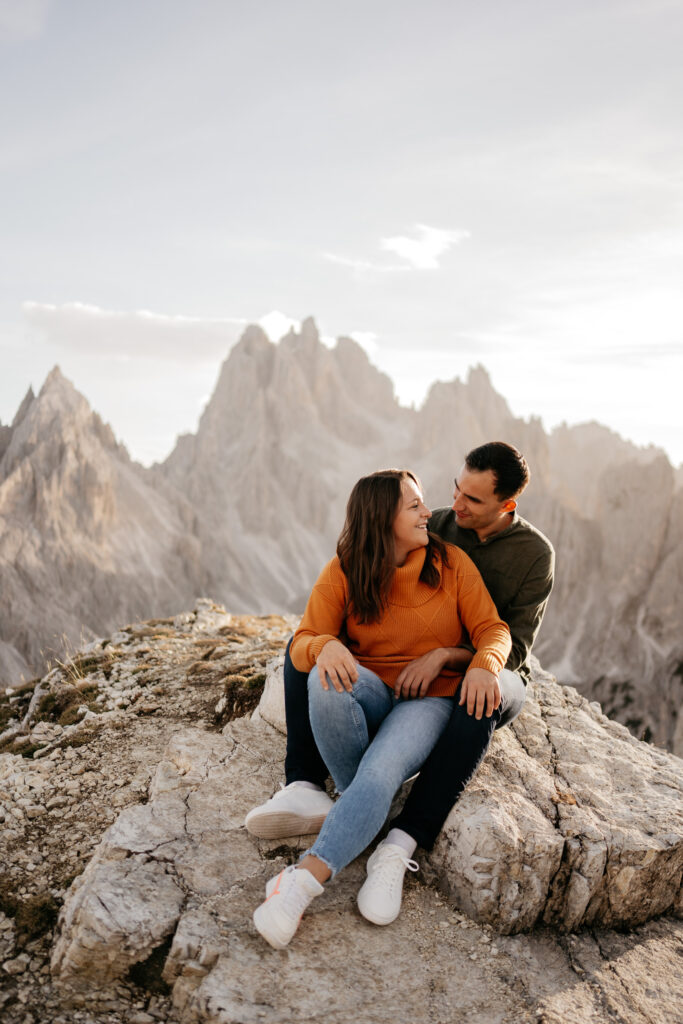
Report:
50,660,683,1003
1,606,682,1024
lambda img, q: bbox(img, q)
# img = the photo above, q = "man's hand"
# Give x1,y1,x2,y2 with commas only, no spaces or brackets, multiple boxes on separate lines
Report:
316,640,359,693
459,667,501,719
394,649,450,699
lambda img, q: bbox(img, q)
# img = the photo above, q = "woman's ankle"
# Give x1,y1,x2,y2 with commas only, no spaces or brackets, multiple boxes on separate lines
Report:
299,854,332,884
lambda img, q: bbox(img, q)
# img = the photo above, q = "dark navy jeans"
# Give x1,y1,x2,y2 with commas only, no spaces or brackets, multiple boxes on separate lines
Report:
283,639,526,850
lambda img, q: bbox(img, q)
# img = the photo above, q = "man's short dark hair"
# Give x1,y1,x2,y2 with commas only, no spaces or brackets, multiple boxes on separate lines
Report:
465,441,530,500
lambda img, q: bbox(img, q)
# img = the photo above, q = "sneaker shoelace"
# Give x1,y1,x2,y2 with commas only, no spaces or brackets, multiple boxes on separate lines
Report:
373,848,419,892
277,867,316,917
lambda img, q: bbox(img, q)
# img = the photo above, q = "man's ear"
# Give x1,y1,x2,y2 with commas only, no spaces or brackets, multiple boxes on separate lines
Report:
503,499,517,512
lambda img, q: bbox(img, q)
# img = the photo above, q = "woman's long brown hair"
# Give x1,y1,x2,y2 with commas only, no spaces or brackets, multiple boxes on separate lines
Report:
336,469,450,624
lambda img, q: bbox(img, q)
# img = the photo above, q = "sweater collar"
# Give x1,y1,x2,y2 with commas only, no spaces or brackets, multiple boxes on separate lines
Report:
390,546,440,607
471,510,520,546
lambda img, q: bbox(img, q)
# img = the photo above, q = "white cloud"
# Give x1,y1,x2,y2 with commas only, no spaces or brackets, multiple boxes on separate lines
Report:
380,224,470,269
23,302,246,363
258,310,300,341
0,0,51,42
326,224,470,275
349,330,380,359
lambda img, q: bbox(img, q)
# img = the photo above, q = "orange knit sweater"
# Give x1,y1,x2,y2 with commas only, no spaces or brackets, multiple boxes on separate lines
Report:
290,544,511,697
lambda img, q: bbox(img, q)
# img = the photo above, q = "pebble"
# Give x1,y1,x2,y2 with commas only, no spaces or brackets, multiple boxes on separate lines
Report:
46,796,69,809
3,953,30,975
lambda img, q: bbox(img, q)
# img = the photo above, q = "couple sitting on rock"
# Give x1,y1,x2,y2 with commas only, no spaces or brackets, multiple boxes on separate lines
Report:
246,441,554,949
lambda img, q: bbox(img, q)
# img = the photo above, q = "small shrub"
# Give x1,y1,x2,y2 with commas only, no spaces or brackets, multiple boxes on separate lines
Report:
0,885,59,948
14,893,60,947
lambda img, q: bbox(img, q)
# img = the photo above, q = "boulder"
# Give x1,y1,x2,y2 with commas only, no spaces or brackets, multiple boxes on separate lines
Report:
426,664,683,932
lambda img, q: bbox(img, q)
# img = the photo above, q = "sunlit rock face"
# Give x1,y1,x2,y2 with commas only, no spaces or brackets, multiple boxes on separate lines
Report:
160,319,415,613
0,367,203,672
1,321,681,752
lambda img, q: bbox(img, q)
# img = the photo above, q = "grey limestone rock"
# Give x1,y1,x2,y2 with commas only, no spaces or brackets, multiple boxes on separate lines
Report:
425,664,683,933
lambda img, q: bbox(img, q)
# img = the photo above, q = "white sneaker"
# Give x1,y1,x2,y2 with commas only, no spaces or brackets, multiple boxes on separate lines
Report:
253,866,324,948
357,841,419,926
245,783,333,838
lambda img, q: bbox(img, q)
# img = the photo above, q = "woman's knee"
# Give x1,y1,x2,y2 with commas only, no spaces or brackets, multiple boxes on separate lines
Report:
307,666,357,719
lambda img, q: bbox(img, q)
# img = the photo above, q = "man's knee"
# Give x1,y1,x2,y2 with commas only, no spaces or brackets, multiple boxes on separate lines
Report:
444,697,500,739
496,669,526,729
284,638,309,691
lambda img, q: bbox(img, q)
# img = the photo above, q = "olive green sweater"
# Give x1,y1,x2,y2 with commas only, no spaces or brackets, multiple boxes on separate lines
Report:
428,508,554,683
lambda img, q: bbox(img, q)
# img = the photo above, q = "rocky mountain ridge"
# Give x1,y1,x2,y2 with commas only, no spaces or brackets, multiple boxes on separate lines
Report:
1,318,681,753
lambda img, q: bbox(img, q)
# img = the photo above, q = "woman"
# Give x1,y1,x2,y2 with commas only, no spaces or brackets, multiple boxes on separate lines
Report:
253,470,510,948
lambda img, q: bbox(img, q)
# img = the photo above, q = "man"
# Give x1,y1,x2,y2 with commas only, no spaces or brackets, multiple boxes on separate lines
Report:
245,441,554,925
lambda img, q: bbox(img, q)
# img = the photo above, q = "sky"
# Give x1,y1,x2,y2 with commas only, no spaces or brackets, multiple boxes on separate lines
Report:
1,0,682,466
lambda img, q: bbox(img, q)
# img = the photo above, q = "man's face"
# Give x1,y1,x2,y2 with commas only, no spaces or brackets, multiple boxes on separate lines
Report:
452,464,515,539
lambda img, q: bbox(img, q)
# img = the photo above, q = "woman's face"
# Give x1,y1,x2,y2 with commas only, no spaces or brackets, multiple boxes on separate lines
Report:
392,477,431,564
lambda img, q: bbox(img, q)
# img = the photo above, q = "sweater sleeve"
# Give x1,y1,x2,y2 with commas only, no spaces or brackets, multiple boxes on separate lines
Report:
454,557,512,676
502,546,554,673
289,557,349,673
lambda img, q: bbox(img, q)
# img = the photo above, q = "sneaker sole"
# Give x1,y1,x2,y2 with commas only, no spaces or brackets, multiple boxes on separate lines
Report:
358,884,401,933
244,809,329,839
253,904,292,949
357,892,399,926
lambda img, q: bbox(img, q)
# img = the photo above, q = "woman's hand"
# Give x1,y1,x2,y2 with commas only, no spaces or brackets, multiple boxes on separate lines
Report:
316,640,359,693
459,667,501,719
393,649,450,699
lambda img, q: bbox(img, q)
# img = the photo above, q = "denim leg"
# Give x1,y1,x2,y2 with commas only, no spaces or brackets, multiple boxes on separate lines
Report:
283,639,329,788
307,695,453,876
307,665,395,792
392,668,526,850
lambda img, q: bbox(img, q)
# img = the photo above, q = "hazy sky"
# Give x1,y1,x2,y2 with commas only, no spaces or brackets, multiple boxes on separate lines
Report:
1,0,682,466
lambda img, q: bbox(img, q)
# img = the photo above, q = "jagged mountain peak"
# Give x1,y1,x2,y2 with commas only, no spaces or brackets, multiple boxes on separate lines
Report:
2,317,681,757
0,366,128,487
280,316,321,357
12,386,35,428
300,315,319,342
466,363,493,386
238,323,271,353
33,364,91,420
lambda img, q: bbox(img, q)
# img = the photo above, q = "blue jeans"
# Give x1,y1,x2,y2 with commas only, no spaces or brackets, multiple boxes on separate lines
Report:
391,667,526,848
305,665,453,877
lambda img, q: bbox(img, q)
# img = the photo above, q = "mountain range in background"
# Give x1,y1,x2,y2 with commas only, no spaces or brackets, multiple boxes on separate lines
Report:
1,318,681,755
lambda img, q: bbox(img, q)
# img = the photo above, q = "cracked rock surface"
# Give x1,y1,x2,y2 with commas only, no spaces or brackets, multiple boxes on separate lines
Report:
425,663,683,933
2,603,683,1023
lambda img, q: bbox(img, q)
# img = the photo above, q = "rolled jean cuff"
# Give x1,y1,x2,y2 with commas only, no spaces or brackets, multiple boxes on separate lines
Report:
299,848,336,878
